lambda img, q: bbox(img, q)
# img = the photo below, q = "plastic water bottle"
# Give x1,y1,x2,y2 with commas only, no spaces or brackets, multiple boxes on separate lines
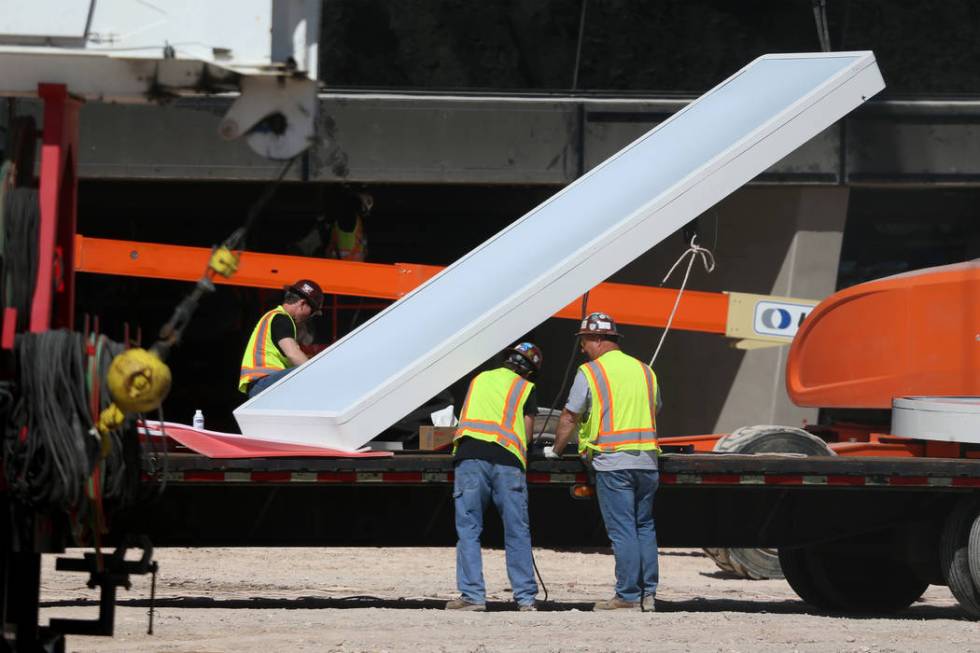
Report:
192,409,205,430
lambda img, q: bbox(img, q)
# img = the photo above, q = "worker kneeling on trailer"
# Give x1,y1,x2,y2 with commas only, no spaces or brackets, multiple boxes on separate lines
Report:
446,342,544,612
549,312,662,612
238,279,324,398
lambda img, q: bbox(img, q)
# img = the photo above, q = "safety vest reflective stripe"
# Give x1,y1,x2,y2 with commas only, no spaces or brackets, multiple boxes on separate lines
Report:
501,376,525,431
240,366,287,377
642,364,658,430
583,361,613,433
455,421,527,456
252,311,275,371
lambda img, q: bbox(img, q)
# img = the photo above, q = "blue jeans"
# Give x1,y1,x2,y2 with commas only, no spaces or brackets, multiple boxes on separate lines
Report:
453,459,538,606
595,468,660,602
247,368,294,398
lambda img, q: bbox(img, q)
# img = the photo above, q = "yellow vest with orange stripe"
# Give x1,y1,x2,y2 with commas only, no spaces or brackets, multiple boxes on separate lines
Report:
238,306,295,393
453,367,534,469
329,215,366,261
577,349,660,459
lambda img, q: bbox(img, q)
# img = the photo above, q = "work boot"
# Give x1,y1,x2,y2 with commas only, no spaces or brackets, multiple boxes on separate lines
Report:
593,596,640,610
640,595,656,612
518,602,538,612
445,597,486,612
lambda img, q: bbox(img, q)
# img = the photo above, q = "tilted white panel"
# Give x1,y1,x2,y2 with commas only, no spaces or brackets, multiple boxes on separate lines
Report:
235,52,885,451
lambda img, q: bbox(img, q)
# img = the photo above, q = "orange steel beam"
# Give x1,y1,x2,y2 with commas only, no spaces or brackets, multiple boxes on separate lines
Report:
74,235,729,333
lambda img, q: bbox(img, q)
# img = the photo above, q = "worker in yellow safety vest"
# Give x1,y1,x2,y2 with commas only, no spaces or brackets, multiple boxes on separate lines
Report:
550,312,662,612
445,342,544,612
239,279,324,398
292,190,370,262
327,191,370,262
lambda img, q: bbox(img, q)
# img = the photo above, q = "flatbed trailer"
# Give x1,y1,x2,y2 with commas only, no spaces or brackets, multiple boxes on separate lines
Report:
123,450,978,549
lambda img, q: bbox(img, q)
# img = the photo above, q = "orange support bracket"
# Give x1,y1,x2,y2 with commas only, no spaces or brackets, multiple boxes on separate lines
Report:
73,235,730,333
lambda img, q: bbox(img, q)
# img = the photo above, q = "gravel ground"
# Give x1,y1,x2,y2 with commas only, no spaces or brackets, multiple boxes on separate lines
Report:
40,547,978,653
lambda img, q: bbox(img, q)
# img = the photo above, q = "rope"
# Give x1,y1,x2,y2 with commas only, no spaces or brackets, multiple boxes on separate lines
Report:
153,154,299,359
2,330,142,525
648,235,715,367
571,0,589,90
811,0,832,52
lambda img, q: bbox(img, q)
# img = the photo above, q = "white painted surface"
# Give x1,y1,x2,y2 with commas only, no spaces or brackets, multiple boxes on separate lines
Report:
235,52,885,451
0,0,320,98
0,0,93,40
892,396,980,445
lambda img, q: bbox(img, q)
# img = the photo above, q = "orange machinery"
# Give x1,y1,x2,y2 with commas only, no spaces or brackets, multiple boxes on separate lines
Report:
785,260,980,460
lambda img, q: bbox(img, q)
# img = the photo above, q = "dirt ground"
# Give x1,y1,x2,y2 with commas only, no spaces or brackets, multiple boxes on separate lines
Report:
40,547,978,653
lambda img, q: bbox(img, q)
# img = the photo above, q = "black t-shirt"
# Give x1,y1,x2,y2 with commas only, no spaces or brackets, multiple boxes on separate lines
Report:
269,314,295,356
454,387,538,470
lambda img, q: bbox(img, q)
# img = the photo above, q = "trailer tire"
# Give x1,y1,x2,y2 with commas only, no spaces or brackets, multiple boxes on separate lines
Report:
778,547,838,611
940,497,980,619
703,425,835,580
970,509,980,593
806,546,929,613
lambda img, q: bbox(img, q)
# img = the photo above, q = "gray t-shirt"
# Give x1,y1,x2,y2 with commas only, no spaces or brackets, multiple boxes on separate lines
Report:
565,369,661,471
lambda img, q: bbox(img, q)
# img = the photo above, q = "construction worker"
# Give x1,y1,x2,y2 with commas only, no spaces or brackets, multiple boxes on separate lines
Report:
445,342,544,612
292,190,370,261
548,312,662,612
238,279,324,398
327,191,370,262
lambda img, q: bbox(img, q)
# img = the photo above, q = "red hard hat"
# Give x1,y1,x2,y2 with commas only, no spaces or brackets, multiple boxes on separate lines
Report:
576,312,621,338
285,279,324,312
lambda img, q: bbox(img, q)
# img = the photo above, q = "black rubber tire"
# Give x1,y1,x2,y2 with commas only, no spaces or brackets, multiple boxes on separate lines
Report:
970,508,980,593
940,497,980,619
703,426,835,580
778,547,839,612
805,545,929,613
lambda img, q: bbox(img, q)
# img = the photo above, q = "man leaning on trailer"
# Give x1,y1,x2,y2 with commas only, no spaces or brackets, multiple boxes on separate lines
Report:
446,342,544,612
548,312,662,611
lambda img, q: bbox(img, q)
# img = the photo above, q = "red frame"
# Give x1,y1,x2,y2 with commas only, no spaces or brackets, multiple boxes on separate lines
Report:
30,83,81,333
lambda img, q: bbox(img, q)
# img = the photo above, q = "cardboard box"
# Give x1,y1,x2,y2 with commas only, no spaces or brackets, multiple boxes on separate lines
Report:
419,426,456,451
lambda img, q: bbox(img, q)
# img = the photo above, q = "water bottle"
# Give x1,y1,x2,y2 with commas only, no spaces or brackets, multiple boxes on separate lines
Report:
192,409,205,430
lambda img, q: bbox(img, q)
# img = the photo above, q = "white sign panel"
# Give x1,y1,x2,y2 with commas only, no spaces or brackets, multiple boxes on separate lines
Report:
753,300,816,339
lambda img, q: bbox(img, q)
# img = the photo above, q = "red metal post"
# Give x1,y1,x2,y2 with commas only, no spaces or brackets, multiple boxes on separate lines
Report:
31,83,81,333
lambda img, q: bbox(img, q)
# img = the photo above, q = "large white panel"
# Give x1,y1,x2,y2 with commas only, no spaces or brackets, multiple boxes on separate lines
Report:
235,52,885,451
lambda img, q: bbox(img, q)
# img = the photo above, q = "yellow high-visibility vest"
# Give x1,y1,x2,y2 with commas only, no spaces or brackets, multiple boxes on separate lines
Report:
329,215,366,262
238,306,295,393
577,349,660,458
453,367,534,469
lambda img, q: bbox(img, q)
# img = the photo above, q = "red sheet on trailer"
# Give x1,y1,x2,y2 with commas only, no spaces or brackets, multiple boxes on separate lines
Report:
140,421,394,459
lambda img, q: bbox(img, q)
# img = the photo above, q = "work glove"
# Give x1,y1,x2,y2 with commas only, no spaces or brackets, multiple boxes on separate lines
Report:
543,445,560,460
